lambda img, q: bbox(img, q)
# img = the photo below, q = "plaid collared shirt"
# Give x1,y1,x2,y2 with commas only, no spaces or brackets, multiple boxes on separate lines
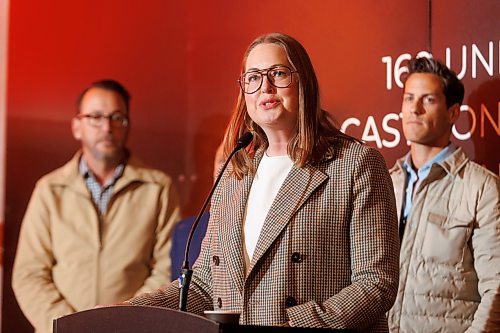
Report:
79,157,125,215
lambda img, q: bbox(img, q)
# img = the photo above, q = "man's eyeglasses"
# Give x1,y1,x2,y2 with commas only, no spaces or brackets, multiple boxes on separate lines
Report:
238,66,297,94
77,112,129,128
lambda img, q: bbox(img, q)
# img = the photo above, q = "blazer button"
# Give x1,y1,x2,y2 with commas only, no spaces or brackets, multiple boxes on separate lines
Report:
212,256,220,266
291,252,302,263
285,296,297,308
217,297,222,308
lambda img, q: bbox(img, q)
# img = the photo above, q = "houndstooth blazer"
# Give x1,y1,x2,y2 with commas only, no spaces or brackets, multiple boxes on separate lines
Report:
128,136,400,332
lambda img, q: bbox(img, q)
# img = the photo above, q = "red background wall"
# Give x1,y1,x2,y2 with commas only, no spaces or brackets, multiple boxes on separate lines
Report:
2,0,499,332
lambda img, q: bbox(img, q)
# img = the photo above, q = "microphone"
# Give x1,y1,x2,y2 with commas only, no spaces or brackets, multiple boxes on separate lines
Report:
234,131,253,151
179,132,253,312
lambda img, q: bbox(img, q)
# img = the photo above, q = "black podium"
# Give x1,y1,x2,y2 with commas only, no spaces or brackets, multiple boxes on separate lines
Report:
53,306,354,333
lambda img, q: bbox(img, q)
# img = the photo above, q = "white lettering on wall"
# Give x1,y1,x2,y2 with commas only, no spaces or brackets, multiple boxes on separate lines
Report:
383,41,498,89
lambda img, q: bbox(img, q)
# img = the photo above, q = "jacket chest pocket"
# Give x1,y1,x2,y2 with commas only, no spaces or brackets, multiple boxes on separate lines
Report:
420,212,473,266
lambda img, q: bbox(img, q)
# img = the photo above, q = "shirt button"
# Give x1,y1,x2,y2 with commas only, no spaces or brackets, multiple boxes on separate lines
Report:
285,296,297,308
212,256,220,266
291,252,302,263
217,297,222,308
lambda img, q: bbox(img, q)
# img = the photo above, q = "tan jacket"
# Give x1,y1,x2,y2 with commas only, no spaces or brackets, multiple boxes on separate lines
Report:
388,147,500,333
129,137,400,331
12,152,180,333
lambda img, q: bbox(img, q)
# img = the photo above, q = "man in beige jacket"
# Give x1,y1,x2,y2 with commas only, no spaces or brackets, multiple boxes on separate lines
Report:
388,58,499,332
12,80,180,333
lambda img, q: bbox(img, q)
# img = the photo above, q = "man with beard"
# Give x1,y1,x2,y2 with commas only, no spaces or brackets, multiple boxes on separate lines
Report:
12,80,180,333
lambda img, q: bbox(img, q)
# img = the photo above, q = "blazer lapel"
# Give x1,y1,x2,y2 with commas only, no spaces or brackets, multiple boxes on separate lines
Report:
247,163,328,275
218,168,255,296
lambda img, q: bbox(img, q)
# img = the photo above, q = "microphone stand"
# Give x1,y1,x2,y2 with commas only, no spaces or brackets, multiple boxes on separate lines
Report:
179,132,253,312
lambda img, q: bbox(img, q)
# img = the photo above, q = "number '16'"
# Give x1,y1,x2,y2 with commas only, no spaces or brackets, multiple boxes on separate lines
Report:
382,51,432,90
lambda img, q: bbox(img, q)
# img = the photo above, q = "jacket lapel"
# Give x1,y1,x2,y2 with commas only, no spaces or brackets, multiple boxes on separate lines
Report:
218,168,255,295
247,162,328,275
53,152,92,199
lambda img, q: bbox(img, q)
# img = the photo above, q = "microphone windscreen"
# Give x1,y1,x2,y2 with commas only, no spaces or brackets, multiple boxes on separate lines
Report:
235,132,253,150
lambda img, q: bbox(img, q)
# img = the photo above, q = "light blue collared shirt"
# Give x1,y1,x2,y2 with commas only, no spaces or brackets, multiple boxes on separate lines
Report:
402,143,457,221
